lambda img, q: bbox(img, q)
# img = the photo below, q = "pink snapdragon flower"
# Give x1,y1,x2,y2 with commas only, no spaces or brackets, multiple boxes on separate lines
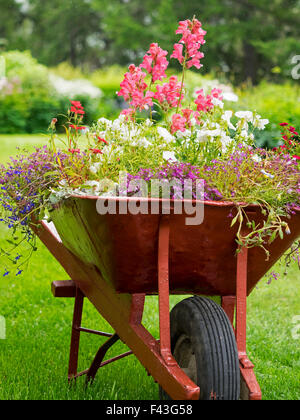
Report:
171,114,187,134
170,43,184,64
130,90,154,110
171,108,201,133
171,18,206,70
120,108,136,121
118,64,154,111
195,89,214,113
140,43,169,82
181,108,200,127
186,52,204,69
154,76,183,108
211,88,223,100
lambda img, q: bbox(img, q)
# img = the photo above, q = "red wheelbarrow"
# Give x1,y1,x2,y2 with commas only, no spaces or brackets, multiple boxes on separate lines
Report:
33,196,300,400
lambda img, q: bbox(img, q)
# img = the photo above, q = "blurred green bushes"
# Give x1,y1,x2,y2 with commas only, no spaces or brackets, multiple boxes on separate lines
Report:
235,82,300,148
0,51,103,133
0,50,299,148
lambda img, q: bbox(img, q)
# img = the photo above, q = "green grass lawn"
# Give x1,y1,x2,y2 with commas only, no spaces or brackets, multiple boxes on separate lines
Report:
0,135,299,400
0,134,47,165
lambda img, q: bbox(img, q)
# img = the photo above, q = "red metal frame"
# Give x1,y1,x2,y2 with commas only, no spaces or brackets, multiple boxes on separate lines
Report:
35,213,262,400
34,219,200,400
221,246,262,400
64,286,134,382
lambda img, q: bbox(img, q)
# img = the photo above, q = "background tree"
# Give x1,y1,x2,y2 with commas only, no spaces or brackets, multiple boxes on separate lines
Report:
0,0,299,84
96,0,300,83
25,0,103,67
0,0,23,50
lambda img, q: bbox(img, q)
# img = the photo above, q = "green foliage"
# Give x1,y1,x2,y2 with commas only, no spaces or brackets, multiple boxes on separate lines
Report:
0,51,103,133
50,62,87,81
0,52,299,139
90,66,126,95
235,82,300,148
1,0,299,84
92,0,300,84
0,51,59,133
89,66,128,120
0,94,28,134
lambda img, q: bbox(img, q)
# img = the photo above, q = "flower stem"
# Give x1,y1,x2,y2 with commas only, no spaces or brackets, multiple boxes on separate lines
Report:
176,52,188,114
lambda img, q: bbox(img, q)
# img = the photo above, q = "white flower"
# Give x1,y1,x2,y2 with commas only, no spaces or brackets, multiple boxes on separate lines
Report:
137,137,152,148
221,111,236,130
157,127,174,144
223,92,239,102
235,111,254,123
196,130,210,143
98,117,112,127
212,97,224,109
240,130,249,140
112,118,123,131
252,154,262,163
220,134,233,153
144,118,153,127
188,117,197,127
163,151,177,162
237,119,249,132
81,127,90,135
195,128,222,143
253,115,269,130
50,74,102,99
176,129,191,139
89,162,101,174
208,128,222,137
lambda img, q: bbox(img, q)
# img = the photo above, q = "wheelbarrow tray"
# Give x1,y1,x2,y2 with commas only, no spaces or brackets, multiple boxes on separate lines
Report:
34,195,299,400
50,196,300,296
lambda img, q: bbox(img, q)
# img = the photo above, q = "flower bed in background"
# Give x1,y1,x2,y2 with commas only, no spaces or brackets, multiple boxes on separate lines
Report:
0,51,102,134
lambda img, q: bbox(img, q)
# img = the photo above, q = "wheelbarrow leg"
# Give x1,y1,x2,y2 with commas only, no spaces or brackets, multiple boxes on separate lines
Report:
68,287,84,381
158,215,176,367
236,246,262,401
222,295,235,329
86,333,120,383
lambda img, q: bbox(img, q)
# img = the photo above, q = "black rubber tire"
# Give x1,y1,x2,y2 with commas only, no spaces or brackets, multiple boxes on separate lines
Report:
159,296,240,400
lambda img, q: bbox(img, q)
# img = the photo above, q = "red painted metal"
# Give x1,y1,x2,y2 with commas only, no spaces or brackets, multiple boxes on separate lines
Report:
32,196,300,400
77,327,113,338
33,214,200,400
52,281,132,380
221,296,235,328
158,215,176,367
51,280,77,298
50,197,300,296
68,287,84,380
86,333,121,382
235,244,262,400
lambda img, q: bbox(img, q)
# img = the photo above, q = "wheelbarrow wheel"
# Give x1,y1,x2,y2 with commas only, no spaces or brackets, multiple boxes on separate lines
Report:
159,296,240,400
